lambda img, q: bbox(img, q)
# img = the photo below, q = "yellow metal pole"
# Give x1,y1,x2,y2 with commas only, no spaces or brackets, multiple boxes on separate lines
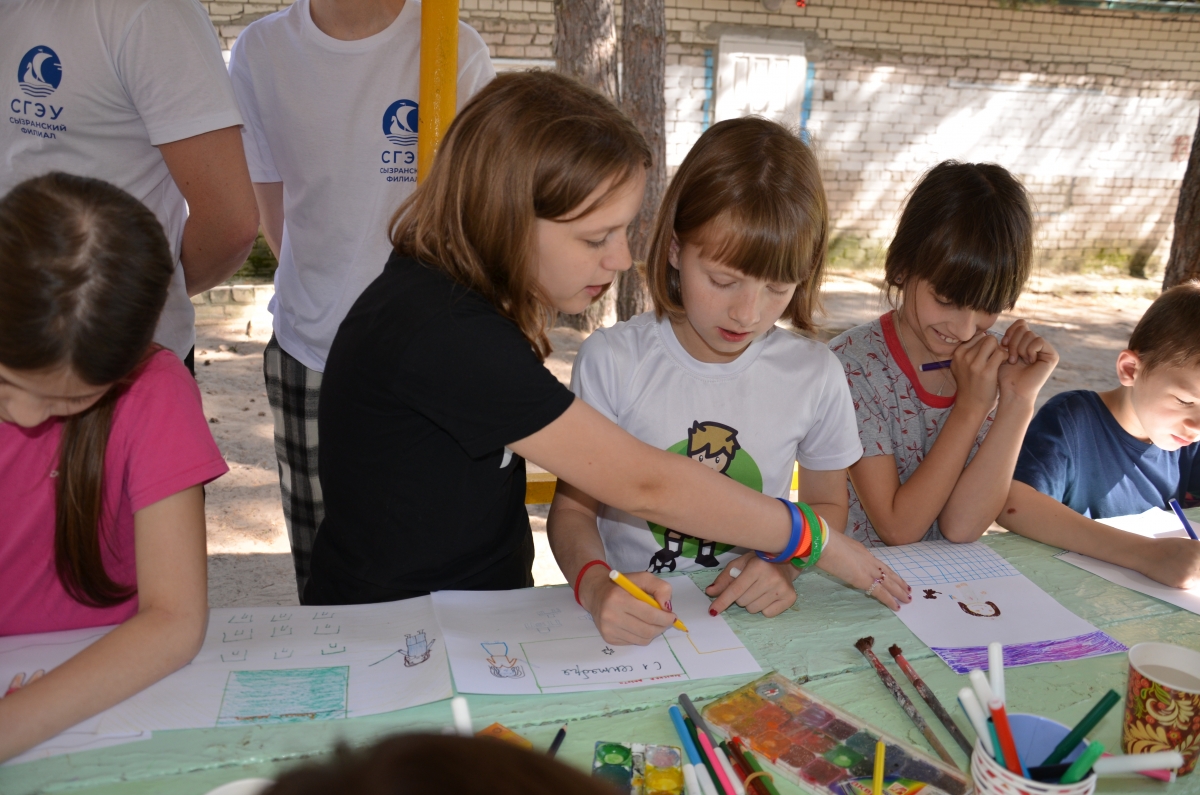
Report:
417,0,459,182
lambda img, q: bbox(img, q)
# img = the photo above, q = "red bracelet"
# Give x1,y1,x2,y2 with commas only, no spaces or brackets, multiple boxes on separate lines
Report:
574,559,611,606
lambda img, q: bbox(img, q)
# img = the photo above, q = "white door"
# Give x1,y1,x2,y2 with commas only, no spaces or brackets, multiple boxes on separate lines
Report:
715,37,807,125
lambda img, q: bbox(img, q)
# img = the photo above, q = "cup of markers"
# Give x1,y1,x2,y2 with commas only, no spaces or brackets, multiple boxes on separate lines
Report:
961,643,1185,795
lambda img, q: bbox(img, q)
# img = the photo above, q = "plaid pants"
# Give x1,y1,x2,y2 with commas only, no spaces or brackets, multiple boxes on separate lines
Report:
264,335,324,596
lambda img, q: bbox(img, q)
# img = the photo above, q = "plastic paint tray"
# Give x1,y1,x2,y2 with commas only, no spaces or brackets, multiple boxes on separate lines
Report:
701,672,970,795
592,741,685,795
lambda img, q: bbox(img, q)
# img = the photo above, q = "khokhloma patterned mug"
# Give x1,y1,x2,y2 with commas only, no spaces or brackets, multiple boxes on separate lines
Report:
1123,642,1200,775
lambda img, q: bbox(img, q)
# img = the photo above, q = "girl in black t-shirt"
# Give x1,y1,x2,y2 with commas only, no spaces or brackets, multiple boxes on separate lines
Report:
308,71,912,627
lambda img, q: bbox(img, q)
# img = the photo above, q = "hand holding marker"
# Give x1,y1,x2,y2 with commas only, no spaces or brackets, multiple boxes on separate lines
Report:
609,569,689,632
1169,498,1199,541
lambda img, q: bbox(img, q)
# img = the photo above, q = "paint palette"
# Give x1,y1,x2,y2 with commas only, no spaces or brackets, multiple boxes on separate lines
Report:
592,742,685,795
701,673,969,795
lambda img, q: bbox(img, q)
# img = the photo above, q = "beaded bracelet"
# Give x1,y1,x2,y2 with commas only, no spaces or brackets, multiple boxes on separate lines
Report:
756,498,808,564
791,508,827,570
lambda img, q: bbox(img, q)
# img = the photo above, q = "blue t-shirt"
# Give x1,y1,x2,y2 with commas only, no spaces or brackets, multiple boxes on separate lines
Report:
1013,390,1200,518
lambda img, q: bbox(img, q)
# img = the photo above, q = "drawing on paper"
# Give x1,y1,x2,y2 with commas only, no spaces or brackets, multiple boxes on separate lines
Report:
369,630,436,667
215,667,349,725
525,608,562,634
482,642,525,679
870,541,1125,674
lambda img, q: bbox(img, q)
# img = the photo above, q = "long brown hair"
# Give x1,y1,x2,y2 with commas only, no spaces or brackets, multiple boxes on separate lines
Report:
885,161,1033,314
389,70,651,359
645,117,829,331
0,172,174,607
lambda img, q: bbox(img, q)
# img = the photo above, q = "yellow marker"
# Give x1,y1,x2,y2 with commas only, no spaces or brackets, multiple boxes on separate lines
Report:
873,740,885,795
608,569,689,632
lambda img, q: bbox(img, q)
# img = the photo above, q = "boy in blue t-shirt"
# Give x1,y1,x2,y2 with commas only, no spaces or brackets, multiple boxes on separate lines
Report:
999,281,1200,588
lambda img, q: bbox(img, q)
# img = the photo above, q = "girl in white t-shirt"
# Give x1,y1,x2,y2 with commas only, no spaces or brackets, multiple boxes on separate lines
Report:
546,118,897,645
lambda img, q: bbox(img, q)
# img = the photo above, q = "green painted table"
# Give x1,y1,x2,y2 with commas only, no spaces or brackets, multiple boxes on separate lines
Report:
5,527,1200,795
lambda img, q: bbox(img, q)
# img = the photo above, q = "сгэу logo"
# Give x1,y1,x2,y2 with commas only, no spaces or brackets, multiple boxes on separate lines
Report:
382,99,418,146
18,46,62,98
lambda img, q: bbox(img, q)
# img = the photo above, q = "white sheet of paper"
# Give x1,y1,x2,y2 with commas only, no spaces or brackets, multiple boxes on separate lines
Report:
431,577,760,695
871,541,1123,673
88,597,452,733
1051,509,1200,614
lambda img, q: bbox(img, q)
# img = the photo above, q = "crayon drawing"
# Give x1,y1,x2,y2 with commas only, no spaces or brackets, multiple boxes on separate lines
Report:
871,541,1125,674
482,642,526,679
216,667,349,725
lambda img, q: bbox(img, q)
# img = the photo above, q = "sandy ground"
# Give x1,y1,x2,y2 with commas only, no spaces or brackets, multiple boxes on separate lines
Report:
200,271,1162,608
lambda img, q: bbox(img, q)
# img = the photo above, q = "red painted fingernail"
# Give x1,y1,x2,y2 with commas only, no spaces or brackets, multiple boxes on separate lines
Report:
664,601,672,611
709,608,717,617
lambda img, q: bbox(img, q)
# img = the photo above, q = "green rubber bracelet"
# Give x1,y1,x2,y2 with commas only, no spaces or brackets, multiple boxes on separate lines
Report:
791,502,824,570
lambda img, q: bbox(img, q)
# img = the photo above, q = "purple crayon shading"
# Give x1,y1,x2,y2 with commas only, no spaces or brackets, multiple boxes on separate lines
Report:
931,632,1126,675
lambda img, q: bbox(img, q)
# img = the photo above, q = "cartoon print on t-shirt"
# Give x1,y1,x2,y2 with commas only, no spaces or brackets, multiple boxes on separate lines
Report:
648,421,762,572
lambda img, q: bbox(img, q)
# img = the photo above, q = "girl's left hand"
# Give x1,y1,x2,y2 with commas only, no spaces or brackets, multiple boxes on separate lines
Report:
998,319,1059,402
817,530,912,610
706,553,799,617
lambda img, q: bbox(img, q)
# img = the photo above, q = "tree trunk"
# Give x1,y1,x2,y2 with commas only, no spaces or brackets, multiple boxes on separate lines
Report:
554,0,619,331
618,0,666,322
1164,108,1200,289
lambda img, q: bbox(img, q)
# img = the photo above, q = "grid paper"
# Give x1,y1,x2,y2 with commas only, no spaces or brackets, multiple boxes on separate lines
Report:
869,541,1019,585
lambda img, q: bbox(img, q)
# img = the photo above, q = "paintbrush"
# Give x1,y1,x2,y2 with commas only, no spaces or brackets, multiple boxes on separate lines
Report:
888,644,973,755
855,637,958,769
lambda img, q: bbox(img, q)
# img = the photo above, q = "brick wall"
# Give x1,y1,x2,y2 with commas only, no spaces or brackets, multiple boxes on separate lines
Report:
203,0,1200,274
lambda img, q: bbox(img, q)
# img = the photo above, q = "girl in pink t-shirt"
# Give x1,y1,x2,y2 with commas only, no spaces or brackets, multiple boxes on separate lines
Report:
0,173,228,762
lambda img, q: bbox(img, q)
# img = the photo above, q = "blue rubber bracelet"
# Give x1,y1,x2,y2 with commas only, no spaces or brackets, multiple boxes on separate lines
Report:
757,498,802,564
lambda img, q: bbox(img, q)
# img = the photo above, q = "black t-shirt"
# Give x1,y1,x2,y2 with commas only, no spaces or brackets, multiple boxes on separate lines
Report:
306,254,575,605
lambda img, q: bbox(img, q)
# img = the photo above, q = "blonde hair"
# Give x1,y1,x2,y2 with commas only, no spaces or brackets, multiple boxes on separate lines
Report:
687,421,741,460
645,117,828,331
389,71,651,359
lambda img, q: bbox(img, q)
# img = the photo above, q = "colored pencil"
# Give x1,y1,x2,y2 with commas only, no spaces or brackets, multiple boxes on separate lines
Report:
988,698,1024,776
987,721,1006,768
1060,741,1105,784
716,746,747,795
855,637,958,768
685,715,723,795
987,643,1005,705
920,360,952,371
670,705,704,766
683,763,702,795
1169,498,1199,541
873,740,886,795
956,688,994,757
889,644,973,754
609,569,688,631
732,739,783,795
1040,689,1120,767
547,723,567,757
699,730,737,795
679,692,716,738
721,740,767,795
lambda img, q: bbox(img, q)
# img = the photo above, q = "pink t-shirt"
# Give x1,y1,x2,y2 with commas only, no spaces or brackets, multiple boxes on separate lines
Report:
0,350,228,636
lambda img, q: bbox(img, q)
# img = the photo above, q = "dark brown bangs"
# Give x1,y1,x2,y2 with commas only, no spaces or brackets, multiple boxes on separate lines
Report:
885,161,1033,315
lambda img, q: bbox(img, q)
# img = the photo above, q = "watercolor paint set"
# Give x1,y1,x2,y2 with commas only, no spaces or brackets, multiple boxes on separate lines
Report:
700,672,970,795
592,741,686,794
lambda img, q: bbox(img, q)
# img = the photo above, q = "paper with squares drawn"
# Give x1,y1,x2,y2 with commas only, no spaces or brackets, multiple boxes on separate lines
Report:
84,597,452,732
431,576,760,695
871,541,1125,674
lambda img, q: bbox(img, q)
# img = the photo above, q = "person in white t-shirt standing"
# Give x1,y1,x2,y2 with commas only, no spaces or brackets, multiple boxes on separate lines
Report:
228,0,496,595
1,0,260,370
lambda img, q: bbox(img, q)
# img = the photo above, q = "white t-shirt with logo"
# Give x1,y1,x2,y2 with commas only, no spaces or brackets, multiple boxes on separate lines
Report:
0,0,244,359
571,312,863,574
228,0,496,372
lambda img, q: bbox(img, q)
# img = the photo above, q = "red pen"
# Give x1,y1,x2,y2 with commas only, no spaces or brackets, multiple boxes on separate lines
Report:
988,698,1024,776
